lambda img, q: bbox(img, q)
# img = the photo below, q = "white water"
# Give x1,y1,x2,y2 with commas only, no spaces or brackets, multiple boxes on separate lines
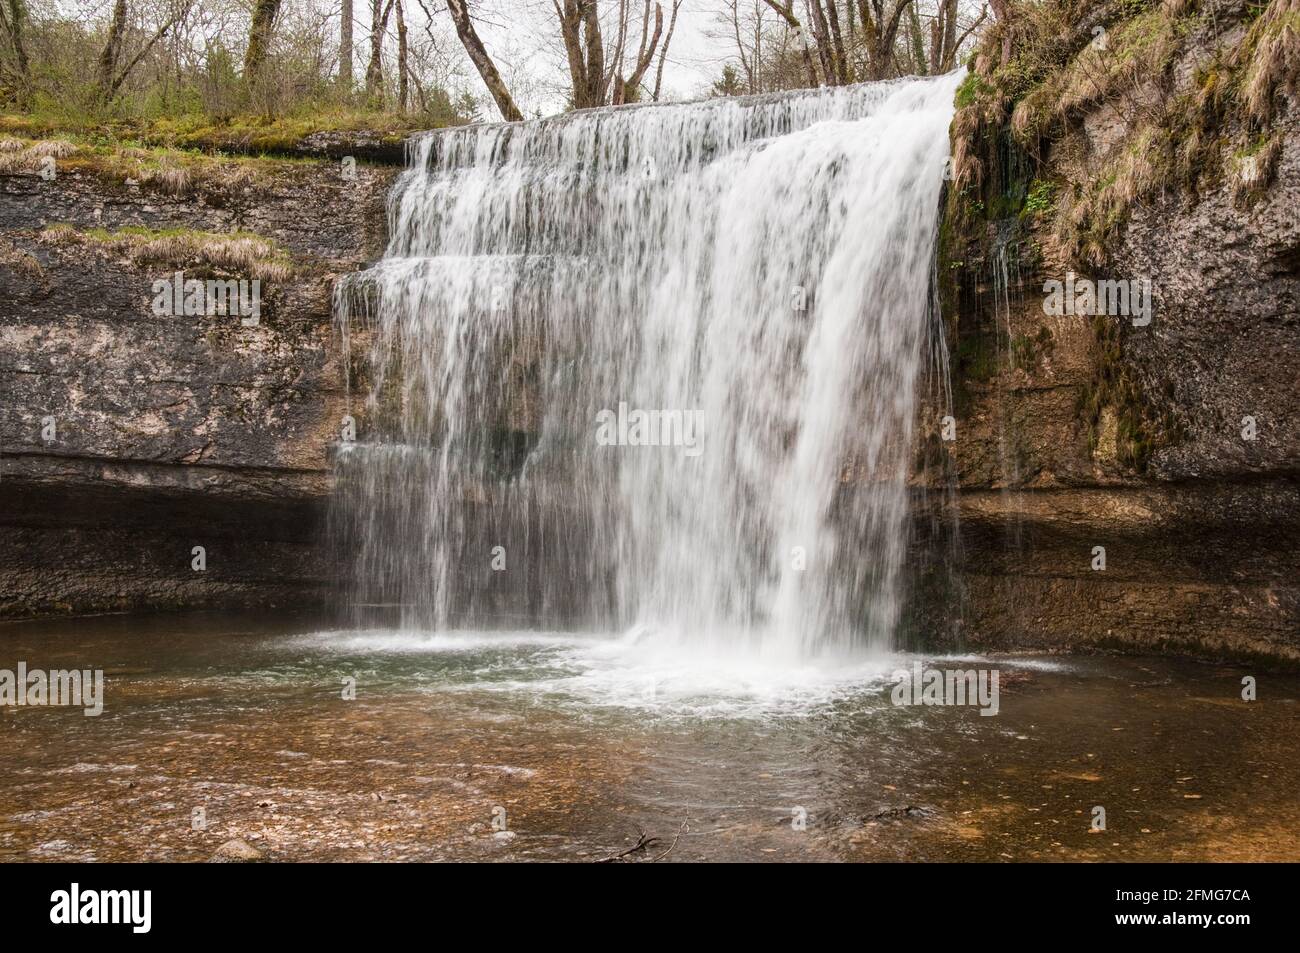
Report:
334,74,962,662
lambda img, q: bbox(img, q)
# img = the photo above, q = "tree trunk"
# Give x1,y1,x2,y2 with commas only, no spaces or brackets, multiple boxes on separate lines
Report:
396,0,408,112
446,0,523,121
614,1,663,104
244,0,282,88
652,0,681,101
907,1,926,75
806,0,837,85
365,0,394,103
340,0,354,93
989,0,1012,67
105,1,193,99
5,0,30,107
580,0,605,108
822,0,850,84
97,0,128,98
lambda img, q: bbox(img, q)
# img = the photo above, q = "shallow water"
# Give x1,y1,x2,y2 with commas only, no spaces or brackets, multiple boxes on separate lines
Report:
2,612,1297,862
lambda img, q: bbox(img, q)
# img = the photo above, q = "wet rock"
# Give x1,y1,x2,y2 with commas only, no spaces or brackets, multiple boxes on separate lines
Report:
869,805,930,821
208,839,265,863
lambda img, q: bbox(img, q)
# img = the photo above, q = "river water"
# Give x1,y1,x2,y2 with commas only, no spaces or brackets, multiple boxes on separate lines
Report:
3,612,1296,862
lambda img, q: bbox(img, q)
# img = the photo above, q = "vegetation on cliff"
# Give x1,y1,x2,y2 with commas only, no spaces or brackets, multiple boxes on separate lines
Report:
942,0,1296,473
37,222,294,282
950,0,1298,266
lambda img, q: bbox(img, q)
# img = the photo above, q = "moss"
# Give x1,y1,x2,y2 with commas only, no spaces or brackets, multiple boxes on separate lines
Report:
955,73,993,109
0,107,440,157
956,332,1000,382
1009,324,1056,372
0,130,332,198
1075,315,1182,472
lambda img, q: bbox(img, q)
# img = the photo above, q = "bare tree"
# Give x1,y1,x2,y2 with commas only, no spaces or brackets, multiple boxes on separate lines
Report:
651,0,681,101
97,0,129,97
762,1,819,86
609,1,664,104
447,1,666,116
99,0,196,100
446,0,523,120
856,0,916,80
988,0,1011,67
932,1,986,74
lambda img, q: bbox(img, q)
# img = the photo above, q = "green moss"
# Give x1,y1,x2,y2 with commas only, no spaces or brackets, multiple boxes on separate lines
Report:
1075,316,1182,472
0,107,440,158
956,332,999,381
955,73,992,109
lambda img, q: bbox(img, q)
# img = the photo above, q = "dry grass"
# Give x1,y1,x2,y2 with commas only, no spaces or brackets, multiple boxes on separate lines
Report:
0,237,46,280
952,0,1297,266
27,139,77,158
1239,0,1300,121
1050,125,1177,265
37,225,294,282
0,138,77,174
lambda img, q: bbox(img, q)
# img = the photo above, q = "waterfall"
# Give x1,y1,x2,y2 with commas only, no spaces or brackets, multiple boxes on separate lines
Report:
334,73,962,661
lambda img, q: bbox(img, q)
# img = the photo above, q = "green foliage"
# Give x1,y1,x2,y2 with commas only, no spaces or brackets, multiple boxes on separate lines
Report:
0,6,474,147
1022,178,1056,216
712,64,745,98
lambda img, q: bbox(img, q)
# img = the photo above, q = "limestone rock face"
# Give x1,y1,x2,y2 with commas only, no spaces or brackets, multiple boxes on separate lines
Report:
1117,118,1300,481
925,2,1300,665
0,151,398,617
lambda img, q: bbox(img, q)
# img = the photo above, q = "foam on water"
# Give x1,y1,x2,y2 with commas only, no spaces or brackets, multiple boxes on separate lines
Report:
290,625,1064,720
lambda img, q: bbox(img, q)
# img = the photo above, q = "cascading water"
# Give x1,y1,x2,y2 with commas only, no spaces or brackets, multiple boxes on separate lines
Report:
333,72,962,662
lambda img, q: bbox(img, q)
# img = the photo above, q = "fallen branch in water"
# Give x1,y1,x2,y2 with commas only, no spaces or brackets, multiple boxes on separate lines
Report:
596,823,659,863
649,819,688,862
